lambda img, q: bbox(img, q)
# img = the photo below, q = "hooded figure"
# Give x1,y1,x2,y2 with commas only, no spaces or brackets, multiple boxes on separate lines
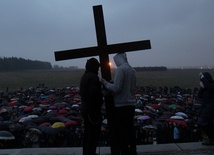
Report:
102,52,136,107
80,58,103,155
101,53,137,155
85,58,100,75
80,58,102,115
197,72,214,145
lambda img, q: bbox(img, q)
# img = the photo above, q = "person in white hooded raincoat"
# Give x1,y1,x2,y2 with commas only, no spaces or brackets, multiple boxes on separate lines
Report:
101,52,137,155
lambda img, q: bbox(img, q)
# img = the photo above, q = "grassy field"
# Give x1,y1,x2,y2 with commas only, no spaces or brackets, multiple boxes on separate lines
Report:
0,69,213,92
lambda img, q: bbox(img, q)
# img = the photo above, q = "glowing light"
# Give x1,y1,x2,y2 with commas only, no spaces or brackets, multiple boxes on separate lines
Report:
109,62,112,66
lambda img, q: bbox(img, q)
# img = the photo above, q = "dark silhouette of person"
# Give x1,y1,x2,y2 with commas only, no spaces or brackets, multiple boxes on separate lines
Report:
197,72,214,145
80,58,103,155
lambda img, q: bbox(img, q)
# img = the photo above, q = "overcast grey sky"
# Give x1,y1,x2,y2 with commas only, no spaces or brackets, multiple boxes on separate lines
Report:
0,0,214,69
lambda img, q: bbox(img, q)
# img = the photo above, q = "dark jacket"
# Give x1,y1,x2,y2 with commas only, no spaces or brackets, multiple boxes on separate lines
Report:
198,72,214,102
80,58,103,118
198,72,214,119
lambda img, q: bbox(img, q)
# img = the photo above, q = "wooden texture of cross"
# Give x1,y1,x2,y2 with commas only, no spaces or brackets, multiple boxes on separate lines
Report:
54,5,151,81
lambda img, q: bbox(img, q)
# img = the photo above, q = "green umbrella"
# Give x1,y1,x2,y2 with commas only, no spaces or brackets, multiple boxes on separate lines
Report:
168,104,177,109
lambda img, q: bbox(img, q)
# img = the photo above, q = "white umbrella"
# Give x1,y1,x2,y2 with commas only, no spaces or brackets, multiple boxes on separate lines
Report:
19,116,32,123
170,115,184,120
0,131,15,140
135,108,143,113
175,112,188,118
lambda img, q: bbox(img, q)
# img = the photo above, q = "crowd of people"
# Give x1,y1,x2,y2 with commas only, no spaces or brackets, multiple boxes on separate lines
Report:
0,53,212,154
0,83,203,149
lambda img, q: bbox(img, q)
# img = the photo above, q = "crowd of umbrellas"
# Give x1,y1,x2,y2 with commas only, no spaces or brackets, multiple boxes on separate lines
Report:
0,84,203,148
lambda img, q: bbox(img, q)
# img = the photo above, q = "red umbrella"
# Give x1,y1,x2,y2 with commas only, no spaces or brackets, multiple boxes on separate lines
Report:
7,102,17,107
165,118,188,128
56,115,65,119
24,106,33,112
39,122,51,127
150,104,159,110
65,120,78,127
59,109,68,115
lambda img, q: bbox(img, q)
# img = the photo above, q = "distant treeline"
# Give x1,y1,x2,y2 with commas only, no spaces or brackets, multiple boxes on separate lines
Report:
134,66,167,71
0,57,52,71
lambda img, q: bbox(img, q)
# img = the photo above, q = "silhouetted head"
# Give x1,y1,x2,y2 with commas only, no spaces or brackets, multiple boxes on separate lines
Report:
85,58,100,75
203,72,213,82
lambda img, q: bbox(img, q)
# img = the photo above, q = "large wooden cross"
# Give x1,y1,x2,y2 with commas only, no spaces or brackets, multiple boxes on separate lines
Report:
54,5,151,81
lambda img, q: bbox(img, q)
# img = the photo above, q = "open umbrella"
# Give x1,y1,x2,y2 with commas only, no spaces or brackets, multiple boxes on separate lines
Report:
165,118,188,128
29,128,42,135
155,98,163,102
19,116,32,123
58,109,68,115
0,108,8,114
71,104,80,109
168,104,177,110
150,104,159,110
19,105,27,109
49,105,57,110
7,101,17,107
175,112,188,119
0,130,15,140
142,125,157,130
145,105,155,112
137,115,150,121
10,97,19,101
39,122,51,127
32,107,42,112
64,120,78,127
58,117,71,123
51,122,65,128
170,115,184,120
24,106,33,112
135,108,143,113
27,115,39,119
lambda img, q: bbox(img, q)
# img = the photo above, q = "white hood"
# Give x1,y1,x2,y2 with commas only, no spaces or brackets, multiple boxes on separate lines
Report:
113,53,128,67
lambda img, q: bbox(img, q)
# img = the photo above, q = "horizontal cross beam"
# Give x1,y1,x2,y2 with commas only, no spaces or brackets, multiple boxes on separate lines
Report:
55,40,151,61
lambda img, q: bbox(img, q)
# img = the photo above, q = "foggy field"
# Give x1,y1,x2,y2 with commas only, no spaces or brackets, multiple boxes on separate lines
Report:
0,69,213,92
